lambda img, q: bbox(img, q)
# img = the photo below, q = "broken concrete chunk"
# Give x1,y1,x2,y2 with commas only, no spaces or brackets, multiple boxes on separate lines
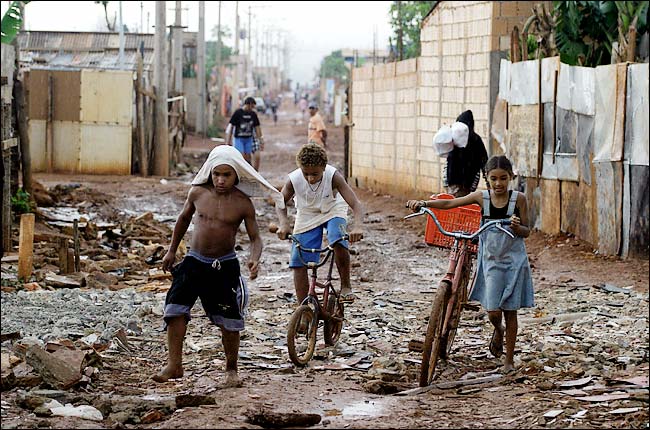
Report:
25,346,82,390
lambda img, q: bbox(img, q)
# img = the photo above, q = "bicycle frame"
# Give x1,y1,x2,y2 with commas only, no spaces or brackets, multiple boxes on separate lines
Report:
288,235,348,321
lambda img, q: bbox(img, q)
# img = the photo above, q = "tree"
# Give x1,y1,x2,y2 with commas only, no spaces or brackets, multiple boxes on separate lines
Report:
389,1,438,60
1,1,30,44
525,1,648,66
319,50,350,84
94,0,115,32
205,25,233,81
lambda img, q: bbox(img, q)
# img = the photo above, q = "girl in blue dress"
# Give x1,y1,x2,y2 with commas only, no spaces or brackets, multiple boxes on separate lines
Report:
407,155,534,373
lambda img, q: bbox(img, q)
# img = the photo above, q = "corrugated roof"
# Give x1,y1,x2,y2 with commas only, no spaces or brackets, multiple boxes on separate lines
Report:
18,31,155,52
17,31,156,71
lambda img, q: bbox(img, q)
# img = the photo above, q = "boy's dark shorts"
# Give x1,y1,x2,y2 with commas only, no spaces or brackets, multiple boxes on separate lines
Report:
162,255,249,332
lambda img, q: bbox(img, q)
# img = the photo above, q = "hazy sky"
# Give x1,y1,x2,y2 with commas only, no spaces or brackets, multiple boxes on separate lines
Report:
3,1,393,85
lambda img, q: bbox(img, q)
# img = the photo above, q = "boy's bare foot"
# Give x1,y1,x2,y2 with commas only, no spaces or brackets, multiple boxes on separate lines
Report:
221,370,243,388
152,365,183,383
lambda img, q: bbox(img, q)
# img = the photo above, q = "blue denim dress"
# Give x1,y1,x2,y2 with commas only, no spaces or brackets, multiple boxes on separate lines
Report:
469,190,535,311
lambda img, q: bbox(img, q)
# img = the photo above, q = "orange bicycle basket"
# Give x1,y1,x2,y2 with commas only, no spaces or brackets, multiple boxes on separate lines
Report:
424,193,482,254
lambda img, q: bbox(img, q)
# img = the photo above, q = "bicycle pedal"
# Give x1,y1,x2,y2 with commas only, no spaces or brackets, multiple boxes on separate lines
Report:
462,303,480,312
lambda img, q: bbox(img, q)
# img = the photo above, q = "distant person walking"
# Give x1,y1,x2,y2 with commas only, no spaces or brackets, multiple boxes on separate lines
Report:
299,97,308,121
226,97,265,165
307,102,327,148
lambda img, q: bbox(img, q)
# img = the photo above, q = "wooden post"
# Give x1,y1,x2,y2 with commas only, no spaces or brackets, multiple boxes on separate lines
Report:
73,219,80,272
46,74,54,172
58,237,69,274
14,75,32,195
17,213,35,281
136,54,148,176
197,0,206,135
153,0,170,176
2,151,11,253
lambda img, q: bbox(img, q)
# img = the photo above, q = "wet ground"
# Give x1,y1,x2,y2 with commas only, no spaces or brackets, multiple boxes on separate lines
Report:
1,100,648,429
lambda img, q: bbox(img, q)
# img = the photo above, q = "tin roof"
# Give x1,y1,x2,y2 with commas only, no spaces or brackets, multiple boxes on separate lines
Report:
17,31,155,71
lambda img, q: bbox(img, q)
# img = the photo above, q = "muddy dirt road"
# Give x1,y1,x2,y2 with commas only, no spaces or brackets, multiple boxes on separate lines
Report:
1,101,648,429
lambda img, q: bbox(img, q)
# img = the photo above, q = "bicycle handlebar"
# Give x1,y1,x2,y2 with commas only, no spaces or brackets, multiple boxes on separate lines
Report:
287,234,350,253
404,207,514,239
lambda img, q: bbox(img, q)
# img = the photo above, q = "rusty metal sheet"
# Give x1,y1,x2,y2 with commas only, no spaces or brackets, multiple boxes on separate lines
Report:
26,69,49,120
79,123,131,174
28,120,46,172
51,70,81,122
52,121,81,173
540,179,561,234
506,104,539,177
80,69,132,125
560,176,596,245
627,165,649,257
595,161,623,256
524,177,541,230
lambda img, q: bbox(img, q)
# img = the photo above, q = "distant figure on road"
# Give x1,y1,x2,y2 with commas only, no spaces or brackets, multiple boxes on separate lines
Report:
226,97,264,164
298,97,308,120
307,101,327,148
153,145,284,387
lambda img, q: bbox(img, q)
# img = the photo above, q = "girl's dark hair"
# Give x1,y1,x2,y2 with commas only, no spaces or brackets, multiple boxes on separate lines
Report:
485,155,514,177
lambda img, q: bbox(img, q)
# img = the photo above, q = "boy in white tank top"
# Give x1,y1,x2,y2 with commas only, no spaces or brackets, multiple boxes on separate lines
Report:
276,144,365,306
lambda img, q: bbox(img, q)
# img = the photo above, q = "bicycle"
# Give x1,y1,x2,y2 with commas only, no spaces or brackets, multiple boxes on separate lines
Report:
404,206,513,387
285,234,348,366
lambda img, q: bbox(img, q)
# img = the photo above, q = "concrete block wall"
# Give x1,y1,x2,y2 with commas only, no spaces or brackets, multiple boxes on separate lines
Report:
350,1,537,196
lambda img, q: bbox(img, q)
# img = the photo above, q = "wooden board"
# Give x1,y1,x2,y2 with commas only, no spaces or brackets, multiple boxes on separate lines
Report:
595,161,623,255
79,123,131,174
540,178,560,234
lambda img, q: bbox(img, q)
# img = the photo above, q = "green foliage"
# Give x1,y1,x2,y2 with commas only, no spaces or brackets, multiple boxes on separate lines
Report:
11,189,34,214
205,25,234,81
552,1,648,66
1,1,30,44
389,1,438,60
319,50,350,83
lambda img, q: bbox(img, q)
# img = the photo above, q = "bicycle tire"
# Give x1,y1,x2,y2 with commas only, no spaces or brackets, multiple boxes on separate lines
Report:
323,295,344,346
287,305,318,366
419,281,450,387
444,252,472,357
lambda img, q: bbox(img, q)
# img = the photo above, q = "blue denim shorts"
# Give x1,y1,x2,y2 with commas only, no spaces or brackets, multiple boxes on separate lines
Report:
289,217,349,268
234,136,253,154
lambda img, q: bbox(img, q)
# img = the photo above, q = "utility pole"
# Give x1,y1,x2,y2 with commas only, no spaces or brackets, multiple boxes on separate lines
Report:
247,5,252,88
397,0,403,61
118,1,124,68
198,0,205,134
153,0,169,176
173,1,183,93
233,1,240,106
140,1,143,33
216,0,222,118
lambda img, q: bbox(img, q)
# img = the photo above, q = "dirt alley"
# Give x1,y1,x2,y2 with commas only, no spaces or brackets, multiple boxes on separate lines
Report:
1,101,648,429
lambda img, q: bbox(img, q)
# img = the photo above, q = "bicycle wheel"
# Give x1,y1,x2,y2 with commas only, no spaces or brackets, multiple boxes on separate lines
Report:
444,253,472,357
323,295,344,346
419,281,450,387
287,305,318,366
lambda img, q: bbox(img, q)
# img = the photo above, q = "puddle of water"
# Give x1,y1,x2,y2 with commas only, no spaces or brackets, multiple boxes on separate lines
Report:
342,400,384,418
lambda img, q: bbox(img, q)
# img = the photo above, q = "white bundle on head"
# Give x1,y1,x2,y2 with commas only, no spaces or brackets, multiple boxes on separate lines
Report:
192,144,285,209
433,125,454,158
451,121,469,148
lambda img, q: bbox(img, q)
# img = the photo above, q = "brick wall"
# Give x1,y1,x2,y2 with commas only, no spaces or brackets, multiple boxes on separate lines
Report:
352,1,533,196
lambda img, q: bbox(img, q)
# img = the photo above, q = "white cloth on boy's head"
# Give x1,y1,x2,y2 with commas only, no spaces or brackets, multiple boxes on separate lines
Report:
191,144,285,209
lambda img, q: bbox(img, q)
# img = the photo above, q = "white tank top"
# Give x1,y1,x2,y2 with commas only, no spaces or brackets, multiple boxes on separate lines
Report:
289,165,349,234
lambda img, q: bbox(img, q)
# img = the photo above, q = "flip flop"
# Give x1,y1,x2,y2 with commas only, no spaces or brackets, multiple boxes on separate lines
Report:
339,292,357,304
489,325,504,358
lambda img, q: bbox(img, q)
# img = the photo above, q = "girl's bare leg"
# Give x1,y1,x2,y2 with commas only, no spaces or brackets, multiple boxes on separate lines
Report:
503,310,518,373
487,310,504,357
